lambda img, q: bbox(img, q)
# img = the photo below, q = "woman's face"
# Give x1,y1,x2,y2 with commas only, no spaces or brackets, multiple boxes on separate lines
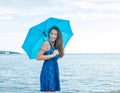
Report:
49,29,58,42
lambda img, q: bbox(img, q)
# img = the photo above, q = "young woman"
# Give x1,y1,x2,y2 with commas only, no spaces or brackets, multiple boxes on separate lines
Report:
36,26,64,93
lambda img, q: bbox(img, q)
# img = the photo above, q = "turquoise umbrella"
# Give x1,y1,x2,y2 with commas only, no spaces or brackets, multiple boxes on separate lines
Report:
22,17,73,59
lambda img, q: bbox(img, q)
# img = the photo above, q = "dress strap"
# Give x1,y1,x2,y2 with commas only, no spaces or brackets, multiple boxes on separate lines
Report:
48,40,54,49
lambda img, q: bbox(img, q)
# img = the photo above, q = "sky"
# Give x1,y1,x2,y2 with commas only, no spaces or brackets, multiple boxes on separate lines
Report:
0,0,120,53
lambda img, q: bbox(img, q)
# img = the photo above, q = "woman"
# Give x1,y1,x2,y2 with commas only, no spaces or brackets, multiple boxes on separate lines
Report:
36,26,64,93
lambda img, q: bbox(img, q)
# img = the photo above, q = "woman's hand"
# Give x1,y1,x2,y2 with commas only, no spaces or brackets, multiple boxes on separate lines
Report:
52,50,59,57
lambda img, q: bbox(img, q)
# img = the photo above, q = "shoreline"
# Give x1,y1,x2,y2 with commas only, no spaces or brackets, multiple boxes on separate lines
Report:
0,50,120,55
0,50,21,55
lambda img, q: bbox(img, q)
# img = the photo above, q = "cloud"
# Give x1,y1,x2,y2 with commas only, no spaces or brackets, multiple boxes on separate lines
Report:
0,0,120,28
0,7,14,20
0,0,120,20
0,0,120,35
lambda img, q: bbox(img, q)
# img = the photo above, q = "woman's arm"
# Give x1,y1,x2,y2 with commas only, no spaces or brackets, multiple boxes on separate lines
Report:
36,41,58,60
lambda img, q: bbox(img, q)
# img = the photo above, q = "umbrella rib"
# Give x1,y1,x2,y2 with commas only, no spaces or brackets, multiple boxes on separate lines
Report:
44,20,64,32
54,20,73,34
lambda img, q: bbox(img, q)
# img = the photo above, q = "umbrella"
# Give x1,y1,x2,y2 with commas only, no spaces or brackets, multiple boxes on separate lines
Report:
22,17,73,59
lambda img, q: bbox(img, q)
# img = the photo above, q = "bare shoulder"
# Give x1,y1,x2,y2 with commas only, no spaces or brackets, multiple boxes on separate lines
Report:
43,40,49,46
41,40,50,52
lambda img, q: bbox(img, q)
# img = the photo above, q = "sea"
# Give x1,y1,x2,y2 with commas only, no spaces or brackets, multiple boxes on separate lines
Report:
0,53,120,93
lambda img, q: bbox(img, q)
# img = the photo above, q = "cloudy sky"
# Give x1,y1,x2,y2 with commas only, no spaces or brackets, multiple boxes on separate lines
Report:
0,0,120,53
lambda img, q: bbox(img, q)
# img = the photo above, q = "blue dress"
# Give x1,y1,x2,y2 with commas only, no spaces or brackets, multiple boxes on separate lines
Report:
40,41,60,92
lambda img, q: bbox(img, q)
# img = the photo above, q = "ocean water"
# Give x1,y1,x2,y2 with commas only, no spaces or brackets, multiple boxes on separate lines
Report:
0,54,120,93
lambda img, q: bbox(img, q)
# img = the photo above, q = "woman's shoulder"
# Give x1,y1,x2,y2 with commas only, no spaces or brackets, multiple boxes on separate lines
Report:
42,40,51,52
42,40,50,48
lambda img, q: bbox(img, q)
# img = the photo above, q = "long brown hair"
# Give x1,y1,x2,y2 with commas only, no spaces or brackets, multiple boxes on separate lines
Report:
48,26,64,58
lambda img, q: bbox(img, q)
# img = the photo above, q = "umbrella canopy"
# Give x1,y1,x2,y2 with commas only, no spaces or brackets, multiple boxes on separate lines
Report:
22,17,73,59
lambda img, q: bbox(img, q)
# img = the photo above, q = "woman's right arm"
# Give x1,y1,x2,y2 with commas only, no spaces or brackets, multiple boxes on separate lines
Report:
36,41,58,60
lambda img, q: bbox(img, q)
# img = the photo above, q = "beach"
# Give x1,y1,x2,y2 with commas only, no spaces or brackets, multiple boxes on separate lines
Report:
0,54,120,93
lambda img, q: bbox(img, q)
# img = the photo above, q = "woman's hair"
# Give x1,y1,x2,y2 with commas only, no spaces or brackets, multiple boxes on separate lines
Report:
48,26,64,58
